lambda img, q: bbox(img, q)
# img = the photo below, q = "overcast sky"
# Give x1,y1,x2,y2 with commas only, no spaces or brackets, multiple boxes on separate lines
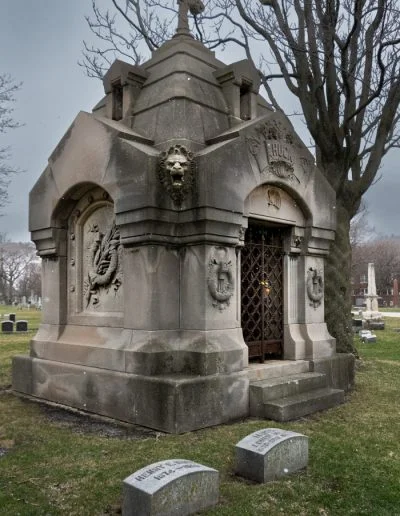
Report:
1,1,399,242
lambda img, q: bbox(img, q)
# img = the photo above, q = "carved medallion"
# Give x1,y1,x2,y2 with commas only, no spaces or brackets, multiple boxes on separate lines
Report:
247,119,300,183
307,267,324,309
207,247,234,311
266,188,281,210
159,144,195,206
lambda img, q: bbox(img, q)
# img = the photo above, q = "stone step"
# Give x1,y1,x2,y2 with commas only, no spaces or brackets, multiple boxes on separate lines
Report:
262,387,345,422
246,360,310,382
250,372,327,416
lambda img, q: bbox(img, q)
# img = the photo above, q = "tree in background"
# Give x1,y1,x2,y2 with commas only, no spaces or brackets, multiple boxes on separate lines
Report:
0,242,39,305
0,74,22,211
81,0,400,352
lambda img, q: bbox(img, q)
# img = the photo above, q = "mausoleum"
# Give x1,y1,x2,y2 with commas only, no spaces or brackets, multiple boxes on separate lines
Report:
13,2,354,433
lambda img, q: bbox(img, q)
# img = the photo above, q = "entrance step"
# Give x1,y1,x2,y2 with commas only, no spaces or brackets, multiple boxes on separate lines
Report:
261,387,345,421
246,360,310,382
249,368,345,421
250,372,327,415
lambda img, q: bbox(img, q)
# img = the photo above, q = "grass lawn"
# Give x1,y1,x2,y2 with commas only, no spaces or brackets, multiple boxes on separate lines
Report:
0,306,399,515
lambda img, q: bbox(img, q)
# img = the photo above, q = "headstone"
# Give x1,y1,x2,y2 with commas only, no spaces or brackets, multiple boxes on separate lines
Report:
235,428,308,483
2,321,14,333
367,321,385,331
9,313,16,322
352,318,363,332
16,320,28,332
122,459,219,516
359,329,376,343
393,278,399,307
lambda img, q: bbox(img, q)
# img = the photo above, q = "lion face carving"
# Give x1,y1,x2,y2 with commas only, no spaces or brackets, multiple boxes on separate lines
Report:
159,144,195,205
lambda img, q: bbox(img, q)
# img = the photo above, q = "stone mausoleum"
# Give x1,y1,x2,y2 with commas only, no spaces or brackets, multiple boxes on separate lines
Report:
13,2,354,433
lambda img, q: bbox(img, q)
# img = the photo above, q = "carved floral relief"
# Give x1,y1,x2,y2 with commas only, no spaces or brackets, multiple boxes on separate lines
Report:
207,247,234,311
68,189,123,315
83,222,122,308
158,144,195,206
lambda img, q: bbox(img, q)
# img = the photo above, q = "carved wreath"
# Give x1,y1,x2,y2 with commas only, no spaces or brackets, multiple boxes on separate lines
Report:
158,144,195,206
84,222,122,307
307,267,324,309
207,247,234,311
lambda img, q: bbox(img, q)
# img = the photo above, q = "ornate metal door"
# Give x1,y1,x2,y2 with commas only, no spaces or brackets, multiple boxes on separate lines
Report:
241,224,284,361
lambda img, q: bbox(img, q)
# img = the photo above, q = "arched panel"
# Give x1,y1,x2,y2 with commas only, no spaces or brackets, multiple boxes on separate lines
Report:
244,184,306,227
67,186,123,318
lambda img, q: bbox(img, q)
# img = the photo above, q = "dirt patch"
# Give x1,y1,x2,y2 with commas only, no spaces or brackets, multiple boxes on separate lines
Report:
40,404,163,440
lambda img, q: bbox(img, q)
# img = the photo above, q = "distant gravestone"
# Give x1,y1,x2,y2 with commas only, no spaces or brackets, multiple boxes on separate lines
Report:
122,459,219,516
235,428,308,483
2,321,14,333
9,313,16,322
16,320,28,332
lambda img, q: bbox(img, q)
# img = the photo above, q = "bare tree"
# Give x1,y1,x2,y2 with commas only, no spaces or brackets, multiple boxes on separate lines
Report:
81,0,400,352
0,242,37,305
350,201,375,248
0,74,22,211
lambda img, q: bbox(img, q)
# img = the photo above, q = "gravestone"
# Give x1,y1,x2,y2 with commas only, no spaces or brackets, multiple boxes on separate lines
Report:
9,313,16,322
352,318,363,332
235,428,308,483
2,321,14,333
16,320,28,332
122,459,219,516
363,263,384,328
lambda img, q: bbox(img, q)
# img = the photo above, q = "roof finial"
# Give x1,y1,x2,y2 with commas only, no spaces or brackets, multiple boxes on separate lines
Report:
175,0,205,37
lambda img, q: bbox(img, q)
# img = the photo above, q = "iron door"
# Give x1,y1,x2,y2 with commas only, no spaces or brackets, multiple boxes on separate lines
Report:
241,224,284,361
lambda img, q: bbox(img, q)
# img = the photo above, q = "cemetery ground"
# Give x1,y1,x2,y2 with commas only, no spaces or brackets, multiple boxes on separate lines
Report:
0,307,399,515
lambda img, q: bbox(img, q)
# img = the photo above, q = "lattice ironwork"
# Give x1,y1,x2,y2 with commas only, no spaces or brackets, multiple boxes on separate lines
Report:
241,224,284,361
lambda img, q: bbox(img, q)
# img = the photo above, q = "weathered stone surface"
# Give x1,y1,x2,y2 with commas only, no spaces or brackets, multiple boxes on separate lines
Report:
235,428,308,483
9,313,16,322
12,356,248,434
310,353,355,392
122,459,219,516
2,320,13,333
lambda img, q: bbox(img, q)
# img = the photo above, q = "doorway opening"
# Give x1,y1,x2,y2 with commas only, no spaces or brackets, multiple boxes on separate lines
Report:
241,222,285,362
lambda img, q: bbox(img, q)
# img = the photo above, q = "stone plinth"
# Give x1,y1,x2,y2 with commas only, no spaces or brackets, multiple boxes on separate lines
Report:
122,459,219,516
235,428,308,483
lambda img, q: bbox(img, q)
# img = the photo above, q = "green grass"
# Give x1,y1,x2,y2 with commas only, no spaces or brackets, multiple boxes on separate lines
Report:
0,305,400,515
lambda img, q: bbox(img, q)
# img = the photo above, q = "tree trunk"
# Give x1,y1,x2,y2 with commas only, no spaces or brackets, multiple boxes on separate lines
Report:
325,203,355,354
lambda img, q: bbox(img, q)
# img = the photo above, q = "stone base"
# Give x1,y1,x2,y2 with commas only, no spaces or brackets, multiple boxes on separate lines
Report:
12,355,249,434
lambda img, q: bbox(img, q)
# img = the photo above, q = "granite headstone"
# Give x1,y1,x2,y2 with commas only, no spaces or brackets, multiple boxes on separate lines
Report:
2,321,14,333
122,459,219,516
16,320,28,332
235,428,308,483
